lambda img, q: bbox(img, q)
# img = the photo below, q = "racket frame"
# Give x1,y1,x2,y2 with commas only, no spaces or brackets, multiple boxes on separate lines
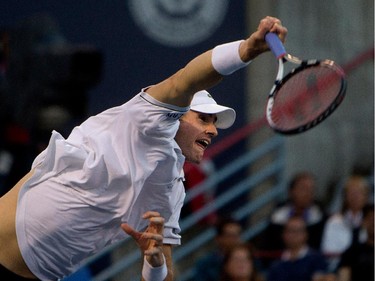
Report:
266,57,347,134
265,33,347,135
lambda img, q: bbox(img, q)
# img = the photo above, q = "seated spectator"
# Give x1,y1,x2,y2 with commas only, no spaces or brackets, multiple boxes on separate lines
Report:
256,172,326,267
193,216,243,281
220,243,264,281
267,216,329,281
336,203,374,281
320,175,370,271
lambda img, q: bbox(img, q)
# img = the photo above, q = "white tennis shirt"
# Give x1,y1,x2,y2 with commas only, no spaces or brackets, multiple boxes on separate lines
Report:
16,90,188,280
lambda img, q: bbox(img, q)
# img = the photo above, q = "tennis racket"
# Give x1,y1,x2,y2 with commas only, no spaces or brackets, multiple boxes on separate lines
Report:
265,32,347,135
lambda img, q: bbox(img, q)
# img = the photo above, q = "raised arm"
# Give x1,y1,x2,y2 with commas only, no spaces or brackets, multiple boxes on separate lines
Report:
146,16,287,107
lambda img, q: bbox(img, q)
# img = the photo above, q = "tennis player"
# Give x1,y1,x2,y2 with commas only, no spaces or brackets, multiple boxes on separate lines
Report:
0,16,287,281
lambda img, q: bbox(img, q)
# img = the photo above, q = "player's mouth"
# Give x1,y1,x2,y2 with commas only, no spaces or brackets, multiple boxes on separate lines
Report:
196,139,210,150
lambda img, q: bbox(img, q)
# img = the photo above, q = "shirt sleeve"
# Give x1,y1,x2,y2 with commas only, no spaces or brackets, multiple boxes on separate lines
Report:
163,179,186,245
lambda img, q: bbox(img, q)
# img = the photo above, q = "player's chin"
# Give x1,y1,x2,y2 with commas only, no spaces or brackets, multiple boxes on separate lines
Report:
187,152,204,164
187,157,202,165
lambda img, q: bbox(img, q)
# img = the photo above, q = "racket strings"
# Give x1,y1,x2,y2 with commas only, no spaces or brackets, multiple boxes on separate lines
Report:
270,64,344,130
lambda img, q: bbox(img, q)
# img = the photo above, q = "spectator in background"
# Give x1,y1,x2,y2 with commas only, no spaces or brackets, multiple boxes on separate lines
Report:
320,175,370,272
336,203,374,281
220,243,264,281
193,217,243,281
267,216,329,281
256,172,326,267
181,160,217,225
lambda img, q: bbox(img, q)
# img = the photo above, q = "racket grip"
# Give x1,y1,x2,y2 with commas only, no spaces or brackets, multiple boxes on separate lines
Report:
265,33,286,59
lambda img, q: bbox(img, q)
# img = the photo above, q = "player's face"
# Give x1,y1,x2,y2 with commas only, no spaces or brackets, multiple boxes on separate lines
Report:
175,111,218,164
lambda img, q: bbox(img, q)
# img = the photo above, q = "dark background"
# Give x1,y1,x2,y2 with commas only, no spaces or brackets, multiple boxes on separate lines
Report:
0,1,247,118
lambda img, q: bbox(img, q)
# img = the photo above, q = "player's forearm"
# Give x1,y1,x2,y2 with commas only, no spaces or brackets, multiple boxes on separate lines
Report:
147,49,222,108
162,244,174,281
149,42,249,108
174,49,223,95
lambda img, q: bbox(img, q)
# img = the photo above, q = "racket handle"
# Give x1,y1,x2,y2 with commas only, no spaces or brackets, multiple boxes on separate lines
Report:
265,33,286,59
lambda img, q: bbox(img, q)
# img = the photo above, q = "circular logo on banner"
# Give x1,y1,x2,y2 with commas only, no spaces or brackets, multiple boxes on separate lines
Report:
128,0,229,47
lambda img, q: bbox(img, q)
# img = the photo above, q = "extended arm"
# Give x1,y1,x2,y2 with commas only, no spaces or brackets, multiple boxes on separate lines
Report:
146,16,287,107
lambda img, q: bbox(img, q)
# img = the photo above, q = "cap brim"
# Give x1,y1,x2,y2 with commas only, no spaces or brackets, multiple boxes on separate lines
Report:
190,104,236,129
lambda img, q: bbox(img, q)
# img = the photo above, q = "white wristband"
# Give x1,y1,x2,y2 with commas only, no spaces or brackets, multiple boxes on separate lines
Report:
211,40,251,75
142,255,168,281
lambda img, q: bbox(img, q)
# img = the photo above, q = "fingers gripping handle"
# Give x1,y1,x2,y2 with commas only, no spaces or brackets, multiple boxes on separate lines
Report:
265,32,286,59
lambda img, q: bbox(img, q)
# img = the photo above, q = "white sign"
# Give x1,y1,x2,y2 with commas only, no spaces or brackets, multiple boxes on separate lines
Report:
128,0,229,47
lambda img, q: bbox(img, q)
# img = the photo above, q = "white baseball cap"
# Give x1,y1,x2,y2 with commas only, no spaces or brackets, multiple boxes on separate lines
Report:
190,90,236,129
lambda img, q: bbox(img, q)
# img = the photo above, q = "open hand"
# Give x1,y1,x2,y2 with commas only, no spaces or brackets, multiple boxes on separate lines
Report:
121,211,165,267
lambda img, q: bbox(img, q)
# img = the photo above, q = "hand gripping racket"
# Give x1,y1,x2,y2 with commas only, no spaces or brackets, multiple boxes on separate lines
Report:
265,33,347,134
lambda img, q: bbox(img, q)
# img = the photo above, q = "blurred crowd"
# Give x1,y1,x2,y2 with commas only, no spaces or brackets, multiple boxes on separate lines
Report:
191,171,374,281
